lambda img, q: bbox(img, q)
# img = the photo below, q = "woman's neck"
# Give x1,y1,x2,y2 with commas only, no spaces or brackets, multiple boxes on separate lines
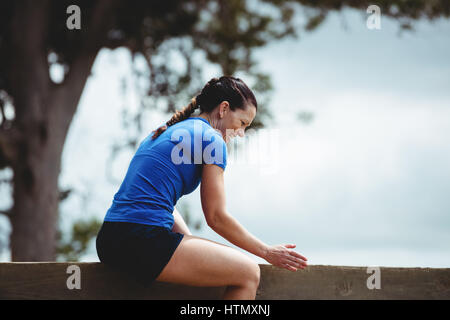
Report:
192,113,225,140
196,113,213,126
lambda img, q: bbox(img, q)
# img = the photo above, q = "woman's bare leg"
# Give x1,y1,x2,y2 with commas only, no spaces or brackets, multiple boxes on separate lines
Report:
155,234,260,300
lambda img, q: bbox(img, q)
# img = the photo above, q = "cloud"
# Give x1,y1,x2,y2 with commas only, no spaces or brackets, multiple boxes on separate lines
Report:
207,90,450,267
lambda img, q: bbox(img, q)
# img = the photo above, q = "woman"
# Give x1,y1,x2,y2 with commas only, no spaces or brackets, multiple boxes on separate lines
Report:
96,76,308,300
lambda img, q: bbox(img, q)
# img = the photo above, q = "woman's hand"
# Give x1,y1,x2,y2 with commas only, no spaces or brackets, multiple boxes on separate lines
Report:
263,244,308,272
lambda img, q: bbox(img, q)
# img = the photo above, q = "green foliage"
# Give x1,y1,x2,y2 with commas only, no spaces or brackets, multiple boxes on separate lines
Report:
297,111,315,125
178,202,202,231
56,218,102,262
1,0,449,259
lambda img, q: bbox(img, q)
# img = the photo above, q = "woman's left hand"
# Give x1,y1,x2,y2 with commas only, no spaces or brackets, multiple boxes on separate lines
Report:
263,244,308,272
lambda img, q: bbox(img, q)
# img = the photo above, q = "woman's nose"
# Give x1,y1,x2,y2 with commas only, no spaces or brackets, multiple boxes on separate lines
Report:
237,128,245,137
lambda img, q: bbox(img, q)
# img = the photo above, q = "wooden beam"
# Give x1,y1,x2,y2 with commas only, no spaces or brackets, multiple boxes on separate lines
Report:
0,263,449,300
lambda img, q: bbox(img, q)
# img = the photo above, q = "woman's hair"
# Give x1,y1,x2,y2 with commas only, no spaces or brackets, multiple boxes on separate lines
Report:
151,76,257,140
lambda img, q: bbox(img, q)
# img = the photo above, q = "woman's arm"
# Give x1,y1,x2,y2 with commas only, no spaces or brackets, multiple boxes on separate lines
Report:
200,164,308,271
172,207,192,235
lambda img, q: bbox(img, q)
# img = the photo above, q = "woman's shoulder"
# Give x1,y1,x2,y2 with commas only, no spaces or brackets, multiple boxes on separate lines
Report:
172,117,221,138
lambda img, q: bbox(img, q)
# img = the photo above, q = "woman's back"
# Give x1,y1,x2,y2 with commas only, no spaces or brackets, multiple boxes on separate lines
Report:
103,117,227,229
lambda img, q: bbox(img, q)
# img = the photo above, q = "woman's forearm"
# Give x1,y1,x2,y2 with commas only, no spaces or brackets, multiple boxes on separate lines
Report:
210,212,269,259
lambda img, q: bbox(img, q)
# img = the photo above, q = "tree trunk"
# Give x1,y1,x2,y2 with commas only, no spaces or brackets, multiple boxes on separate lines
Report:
10,123,63,261
6,0,54,261
6,0,118,261
10,80,92,261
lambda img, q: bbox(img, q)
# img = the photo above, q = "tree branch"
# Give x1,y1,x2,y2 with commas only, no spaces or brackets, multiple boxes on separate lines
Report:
0,125,20,166
0,177,12,184
103,37,138,52
0,209,12,218
58,0,122,118
0,98,5,128
63,0,122,86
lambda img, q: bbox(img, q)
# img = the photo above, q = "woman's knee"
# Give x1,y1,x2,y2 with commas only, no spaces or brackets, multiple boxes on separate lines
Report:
238,260,260,289
252,262,261,287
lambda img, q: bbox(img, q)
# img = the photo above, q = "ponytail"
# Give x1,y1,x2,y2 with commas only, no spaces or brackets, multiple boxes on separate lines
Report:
151,97,199,140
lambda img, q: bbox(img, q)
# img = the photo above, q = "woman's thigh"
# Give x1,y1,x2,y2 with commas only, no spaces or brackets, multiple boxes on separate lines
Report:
155,234,260,287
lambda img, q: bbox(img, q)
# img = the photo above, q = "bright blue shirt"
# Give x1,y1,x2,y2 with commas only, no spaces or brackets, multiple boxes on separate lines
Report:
104,117,227,229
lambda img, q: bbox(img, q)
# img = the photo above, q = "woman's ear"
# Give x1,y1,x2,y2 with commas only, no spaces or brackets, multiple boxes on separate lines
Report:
219,101,230,119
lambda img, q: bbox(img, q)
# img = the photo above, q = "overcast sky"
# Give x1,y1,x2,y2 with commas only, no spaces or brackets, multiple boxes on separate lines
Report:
1,8,449,267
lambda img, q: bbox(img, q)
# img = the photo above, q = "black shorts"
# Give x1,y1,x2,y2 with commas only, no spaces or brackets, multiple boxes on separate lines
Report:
96,221,184,286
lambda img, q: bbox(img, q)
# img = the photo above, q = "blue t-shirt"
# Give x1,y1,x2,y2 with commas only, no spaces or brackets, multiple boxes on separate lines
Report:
104,117,227,229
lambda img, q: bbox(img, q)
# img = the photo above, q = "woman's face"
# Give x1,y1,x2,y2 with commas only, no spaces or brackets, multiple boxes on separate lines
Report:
214,101,257,143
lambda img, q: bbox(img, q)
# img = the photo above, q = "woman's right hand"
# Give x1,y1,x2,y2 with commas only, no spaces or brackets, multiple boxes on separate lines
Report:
263,244,308,272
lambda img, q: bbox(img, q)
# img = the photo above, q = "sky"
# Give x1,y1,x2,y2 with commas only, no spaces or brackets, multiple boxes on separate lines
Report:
1,8,449,267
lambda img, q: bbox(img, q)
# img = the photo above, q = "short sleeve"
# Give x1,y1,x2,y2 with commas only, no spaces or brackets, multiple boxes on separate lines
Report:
202,128,227,170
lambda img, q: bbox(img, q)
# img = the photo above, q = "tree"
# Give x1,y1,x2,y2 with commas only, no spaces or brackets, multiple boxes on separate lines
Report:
0,0,448,261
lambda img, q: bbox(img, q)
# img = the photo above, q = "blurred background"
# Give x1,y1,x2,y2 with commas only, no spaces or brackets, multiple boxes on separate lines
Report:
0,0,449,267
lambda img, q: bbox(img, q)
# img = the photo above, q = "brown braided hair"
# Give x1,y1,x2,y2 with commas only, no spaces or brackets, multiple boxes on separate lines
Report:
151,76,257,140
151,97,199,139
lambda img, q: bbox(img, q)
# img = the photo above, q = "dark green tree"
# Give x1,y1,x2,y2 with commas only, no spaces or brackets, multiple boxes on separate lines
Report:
0,0,448,261
56,218,102,262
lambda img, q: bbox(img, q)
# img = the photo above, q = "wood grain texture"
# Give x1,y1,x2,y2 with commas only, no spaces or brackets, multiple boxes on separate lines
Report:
1,263,449,300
